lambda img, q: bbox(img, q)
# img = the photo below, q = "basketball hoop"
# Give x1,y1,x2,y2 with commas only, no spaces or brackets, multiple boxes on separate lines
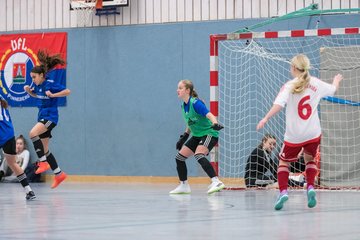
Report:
70,0,103,26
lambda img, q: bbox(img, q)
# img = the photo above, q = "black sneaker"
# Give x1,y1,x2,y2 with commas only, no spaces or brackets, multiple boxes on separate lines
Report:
26,191,36,200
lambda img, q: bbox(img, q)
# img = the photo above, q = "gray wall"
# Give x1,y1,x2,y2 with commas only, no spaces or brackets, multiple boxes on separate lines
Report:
9,14,360,176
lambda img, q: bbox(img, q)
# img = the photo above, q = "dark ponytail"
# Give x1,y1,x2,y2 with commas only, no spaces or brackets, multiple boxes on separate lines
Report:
31,49,65,75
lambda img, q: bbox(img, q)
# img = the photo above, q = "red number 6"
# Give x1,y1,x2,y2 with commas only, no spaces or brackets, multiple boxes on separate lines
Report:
298,95,312,120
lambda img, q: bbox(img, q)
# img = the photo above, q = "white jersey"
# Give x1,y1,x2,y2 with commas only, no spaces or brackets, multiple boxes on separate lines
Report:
274,76,336,145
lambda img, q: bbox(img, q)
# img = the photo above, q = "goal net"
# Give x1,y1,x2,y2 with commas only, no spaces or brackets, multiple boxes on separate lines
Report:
209,28,360,189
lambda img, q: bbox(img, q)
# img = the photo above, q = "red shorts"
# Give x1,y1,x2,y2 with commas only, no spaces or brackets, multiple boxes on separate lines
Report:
279,137,320,162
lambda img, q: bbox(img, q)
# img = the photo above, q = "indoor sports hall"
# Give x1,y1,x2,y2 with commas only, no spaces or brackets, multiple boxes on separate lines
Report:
0,1,360,239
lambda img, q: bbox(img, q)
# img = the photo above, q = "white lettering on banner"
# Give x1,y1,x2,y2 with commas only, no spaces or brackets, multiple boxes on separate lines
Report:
7,93,30,102
10,38,27,51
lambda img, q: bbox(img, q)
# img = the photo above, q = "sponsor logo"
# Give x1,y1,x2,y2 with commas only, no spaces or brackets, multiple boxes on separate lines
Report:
0,38,38,103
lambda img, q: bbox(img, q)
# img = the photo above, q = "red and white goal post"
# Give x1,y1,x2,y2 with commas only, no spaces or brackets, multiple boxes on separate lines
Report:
209,27,360,190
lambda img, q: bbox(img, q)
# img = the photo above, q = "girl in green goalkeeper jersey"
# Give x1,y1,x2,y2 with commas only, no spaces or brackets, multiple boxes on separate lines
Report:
170,80,225,195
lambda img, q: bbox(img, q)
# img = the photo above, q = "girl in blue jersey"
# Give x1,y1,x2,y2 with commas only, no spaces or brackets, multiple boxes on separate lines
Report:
24,50,71,189
170,79,225,194
0,97,35,200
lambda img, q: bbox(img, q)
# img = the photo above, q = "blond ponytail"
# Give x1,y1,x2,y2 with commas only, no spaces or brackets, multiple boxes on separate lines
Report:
291,54,311,94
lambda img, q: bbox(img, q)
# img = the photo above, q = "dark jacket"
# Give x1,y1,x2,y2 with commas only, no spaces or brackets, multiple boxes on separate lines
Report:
245,146,277,187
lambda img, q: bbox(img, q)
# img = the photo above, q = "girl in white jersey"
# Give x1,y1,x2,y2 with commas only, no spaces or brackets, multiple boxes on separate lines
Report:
257,54,343,210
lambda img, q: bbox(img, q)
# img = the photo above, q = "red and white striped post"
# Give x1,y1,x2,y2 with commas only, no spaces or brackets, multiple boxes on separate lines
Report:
209,34,226,176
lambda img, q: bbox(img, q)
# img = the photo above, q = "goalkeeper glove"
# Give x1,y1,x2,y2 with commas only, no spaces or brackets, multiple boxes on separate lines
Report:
176,132,189,150
211,123,224,131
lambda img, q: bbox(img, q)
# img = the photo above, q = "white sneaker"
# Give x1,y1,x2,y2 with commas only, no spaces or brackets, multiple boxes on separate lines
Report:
207,180,225,194
169,181,191,194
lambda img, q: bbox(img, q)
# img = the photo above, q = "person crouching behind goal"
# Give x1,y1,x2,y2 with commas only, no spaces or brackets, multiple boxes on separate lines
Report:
170,80,225,195
257,54,343,210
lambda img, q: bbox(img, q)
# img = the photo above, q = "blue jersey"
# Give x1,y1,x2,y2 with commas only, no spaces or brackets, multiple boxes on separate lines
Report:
183,97,210,117
33,76,66,124
0,105,14,147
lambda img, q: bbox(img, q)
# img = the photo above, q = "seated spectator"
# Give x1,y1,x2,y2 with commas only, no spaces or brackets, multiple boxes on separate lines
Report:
245,134,278,188
0,135,30,182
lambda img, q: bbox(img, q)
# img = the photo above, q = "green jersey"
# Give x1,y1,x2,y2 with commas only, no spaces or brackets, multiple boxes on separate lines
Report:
182,98,219,137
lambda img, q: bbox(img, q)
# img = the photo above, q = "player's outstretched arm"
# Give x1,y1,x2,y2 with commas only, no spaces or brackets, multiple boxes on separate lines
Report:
257,104,283,130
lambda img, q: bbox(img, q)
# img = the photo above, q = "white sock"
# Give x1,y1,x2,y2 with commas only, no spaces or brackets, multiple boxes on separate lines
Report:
54,167,61,175
211,177,219,182
25,186,32,193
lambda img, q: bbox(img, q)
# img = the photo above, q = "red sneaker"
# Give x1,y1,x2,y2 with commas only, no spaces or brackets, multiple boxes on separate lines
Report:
35,161,50,174
51,172,67,189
